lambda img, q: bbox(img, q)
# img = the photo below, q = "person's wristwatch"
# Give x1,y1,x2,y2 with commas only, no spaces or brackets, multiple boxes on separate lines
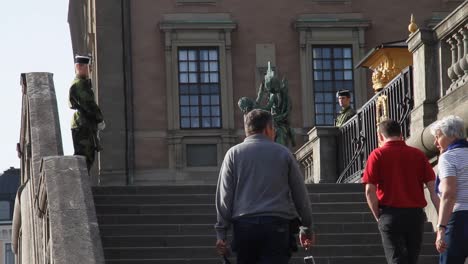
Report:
437,224,447,231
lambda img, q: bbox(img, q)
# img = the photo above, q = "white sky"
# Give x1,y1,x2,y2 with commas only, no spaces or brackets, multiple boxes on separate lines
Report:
0,1,74,171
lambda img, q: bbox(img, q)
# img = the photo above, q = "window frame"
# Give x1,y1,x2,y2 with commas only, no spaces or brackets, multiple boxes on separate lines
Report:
177,47,222,129
311,45,355,125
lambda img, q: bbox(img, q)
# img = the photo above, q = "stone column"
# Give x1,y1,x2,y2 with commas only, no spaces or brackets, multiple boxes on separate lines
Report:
406,29,439,155
309,127,339,183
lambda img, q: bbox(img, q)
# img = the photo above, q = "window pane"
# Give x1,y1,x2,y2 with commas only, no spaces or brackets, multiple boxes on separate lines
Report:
201,84,210,94
210,84,219,93
6,243,14,264
179,50,187,60
180,84,189,94
211,106,220,116
209,50,218,60
210,62,218,71
313,60,322,69
314,82,323,91
180,107,190,117
200,50,209,60
189,62,197,72
190,106,199,116
335,71,344,80
202,118,211,128
191,118,200,128
201,95,210,105
344,80,353,89
313,48,322,58
189,73,197,83
190,96,199,105
189,85,199,95
202,106,210,116
322,48,331,58
323,71,332,80
316,115,324,125
212,117,221,127
325,104,333,114
344,70,353,80
181,118,190,128
315,93,324,102
211,95,220,104
201,73,210,83
324,93,334,103
210,73,219,83
179,73,188,83
334,60,343,69
314,72,322,81
343,48,352,58
180,96,189,105
344,59,353,69
315,104,324,114
333,48,343,58
0,201,10,220
325,115,334,125
323,60,331,69
179,62,188,72
324,81,333,91
200,62,209,72
188,50,197,60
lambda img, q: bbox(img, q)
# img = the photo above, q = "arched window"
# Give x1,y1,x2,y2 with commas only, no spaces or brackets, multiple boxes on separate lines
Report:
0,201,10,220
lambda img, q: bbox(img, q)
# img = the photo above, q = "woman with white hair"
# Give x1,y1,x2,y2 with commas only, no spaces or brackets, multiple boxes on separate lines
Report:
430,115,468,264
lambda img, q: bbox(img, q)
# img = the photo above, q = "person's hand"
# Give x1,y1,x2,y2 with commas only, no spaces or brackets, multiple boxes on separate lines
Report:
216,239,228,256
98,121,106,131
435,229,447,253
299,227,316,250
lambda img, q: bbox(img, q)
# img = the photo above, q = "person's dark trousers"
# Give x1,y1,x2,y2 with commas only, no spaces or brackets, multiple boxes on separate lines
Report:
72,127,95,171
232,216,290,264
439,210,468,264
378,206,425,264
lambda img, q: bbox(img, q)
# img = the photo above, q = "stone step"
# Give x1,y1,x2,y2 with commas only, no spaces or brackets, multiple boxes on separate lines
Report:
101,233,436,247
93,192,366,205
102,244,438,259
95,202,370,214
98,222,434,236
96,212,375,225
92,183,364,195
104,255,439,264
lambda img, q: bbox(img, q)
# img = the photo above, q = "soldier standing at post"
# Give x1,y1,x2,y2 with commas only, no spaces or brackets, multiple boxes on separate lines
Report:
335,89,356,127
69,55,105,172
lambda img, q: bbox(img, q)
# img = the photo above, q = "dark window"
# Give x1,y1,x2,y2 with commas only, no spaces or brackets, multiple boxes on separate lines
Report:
312,46,354,125
5,243,14,264
186,144,218,167
178,48,221,129
0,201,10,221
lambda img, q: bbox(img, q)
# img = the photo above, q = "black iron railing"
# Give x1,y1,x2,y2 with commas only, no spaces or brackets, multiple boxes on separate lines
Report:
337,66,413,183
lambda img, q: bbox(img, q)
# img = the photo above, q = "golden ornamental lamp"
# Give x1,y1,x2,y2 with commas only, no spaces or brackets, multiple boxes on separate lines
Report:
356,40,413,93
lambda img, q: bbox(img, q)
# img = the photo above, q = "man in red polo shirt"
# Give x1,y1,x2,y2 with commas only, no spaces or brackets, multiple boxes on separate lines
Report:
362,119,439,264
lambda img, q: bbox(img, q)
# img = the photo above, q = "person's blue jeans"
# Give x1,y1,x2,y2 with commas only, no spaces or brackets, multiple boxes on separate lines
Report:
232,216,290,264
439,210,468,264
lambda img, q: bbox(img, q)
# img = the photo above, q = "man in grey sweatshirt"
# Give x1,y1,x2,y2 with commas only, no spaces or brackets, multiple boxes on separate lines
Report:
215,109,314,264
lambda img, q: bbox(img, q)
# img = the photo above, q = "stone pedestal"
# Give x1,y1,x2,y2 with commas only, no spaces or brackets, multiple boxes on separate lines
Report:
296,127,339,183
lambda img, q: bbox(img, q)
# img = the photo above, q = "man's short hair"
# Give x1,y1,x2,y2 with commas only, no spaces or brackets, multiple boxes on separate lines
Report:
378,119,401,138
244,109,273,135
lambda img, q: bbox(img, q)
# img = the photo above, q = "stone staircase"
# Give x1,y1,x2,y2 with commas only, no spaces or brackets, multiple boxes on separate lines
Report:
92,184,438,264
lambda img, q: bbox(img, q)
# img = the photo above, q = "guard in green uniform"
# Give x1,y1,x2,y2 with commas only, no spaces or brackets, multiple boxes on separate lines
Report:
69,55,105,171
335,89,356,127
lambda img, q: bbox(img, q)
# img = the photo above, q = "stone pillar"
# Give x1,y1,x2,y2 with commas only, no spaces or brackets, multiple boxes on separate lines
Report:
309,127,339,183
94,0,128,185
406,29,439,155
